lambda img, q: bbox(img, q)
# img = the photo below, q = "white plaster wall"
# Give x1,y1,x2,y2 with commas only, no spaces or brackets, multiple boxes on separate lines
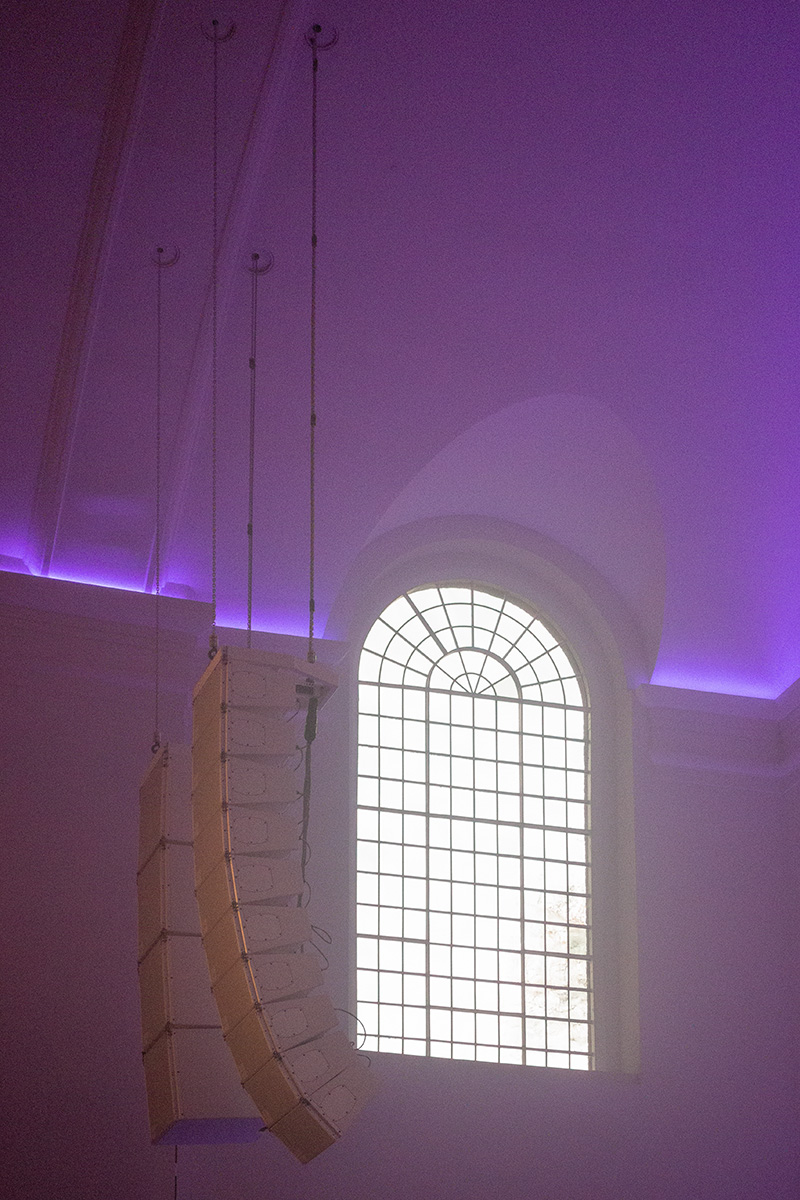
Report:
1,572,798,1199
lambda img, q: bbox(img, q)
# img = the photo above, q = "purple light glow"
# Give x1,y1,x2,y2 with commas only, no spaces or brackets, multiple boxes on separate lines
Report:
648,668,779,703
36,577,314,643
45,571,148,596
2,566,786,699
0,552,33,575
215,605,312,642
4,3,800,1194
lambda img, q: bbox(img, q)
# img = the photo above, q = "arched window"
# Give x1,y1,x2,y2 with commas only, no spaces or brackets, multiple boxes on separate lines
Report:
355,584,592,1068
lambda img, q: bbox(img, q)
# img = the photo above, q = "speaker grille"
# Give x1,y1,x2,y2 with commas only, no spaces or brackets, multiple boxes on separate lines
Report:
192,648,377,1162
137,744,263,1144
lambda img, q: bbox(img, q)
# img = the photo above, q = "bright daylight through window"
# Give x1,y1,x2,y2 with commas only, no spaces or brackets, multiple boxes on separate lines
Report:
356,585,592,1067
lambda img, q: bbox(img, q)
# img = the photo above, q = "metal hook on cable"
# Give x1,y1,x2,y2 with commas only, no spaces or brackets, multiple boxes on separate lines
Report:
304,23,338,50
247,250,274,275
202,18,236,41
152,245,180,268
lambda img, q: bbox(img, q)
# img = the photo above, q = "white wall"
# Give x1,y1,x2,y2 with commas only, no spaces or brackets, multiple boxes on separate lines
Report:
1,570,797,1199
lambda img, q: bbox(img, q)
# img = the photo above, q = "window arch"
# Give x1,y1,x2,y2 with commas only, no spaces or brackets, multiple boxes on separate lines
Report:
355,584,592,1068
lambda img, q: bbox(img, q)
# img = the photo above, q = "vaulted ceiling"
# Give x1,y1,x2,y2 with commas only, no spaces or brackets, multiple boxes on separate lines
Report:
3,0,799,697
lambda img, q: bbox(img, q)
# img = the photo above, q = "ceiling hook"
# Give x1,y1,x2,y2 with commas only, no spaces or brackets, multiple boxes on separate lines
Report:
304,23,338,50
152,245,180,268
202,18,236,42
248,250,274,275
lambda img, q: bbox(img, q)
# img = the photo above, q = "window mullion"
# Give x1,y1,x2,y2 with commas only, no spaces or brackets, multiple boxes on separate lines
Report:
517,700,526,1066
424,681,432,1057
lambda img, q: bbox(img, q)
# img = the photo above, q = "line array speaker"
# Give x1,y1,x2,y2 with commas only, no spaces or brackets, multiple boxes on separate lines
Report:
192,646,377,1163
137,743,263,1144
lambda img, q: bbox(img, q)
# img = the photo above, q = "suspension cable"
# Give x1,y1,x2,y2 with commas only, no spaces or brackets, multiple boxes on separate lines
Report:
210,20,219,657
202,17,234,657
307,24,320,665
247,253,259,647
304,23,337,661
152,246,163,753
208,18,225,659
150,244,178,749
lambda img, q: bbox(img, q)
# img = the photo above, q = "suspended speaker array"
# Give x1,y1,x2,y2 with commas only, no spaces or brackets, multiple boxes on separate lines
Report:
138,21,373,1162
192,645,377,1162
137,744,263,1144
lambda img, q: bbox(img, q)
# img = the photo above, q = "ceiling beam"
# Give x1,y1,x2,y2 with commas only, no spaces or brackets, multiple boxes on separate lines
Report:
27,0,161,576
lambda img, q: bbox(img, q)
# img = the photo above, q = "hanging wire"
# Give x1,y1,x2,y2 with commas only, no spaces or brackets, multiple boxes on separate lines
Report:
244,250,273,646
304,23,336,663
298,22,336,920
152,246,164,753
307,24,321,666
173,1145,178,1200
310,921,332,970
210,19,220,658
151,243,178,749
335,1007,369,1051
247,253,259,647
295,693,318,908
296,29,321,908
149,244,177,748
202,17,234,660
207,19,226,658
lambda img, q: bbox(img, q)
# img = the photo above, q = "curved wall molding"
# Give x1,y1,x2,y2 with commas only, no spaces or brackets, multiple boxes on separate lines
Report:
327,513,653,689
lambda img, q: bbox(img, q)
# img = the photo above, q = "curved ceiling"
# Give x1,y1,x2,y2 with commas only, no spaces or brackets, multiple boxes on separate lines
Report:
369,394,665,671
2,0,799,697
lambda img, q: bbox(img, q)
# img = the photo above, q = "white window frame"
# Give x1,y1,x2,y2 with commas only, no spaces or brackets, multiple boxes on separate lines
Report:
329,523,640,1076
355,584,593,1068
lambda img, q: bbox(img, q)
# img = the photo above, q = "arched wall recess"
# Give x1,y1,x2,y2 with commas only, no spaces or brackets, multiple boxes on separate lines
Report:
366,393,665,679
327,515,653,690
327,518,641,1075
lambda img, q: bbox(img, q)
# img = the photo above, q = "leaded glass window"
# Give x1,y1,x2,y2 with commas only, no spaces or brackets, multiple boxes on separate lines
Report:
356,585,592,1068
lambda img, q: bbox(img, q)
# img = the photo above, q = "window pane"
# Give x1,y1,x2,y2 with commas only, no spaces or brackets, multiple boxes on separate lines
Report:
356,585,592,1069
